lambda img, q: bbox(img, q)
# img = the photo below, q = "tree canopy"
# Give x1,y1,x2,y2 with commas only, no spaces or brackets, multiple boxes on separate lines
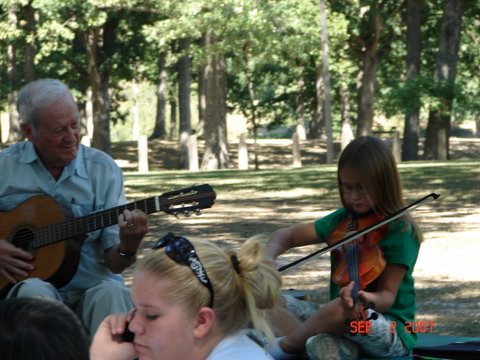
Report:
1,0,478,164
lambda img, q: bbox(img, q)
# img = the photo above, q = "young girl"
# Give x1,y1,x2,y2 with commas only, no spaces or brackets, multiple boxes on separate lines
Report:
90,233,281,360
264,136,423,359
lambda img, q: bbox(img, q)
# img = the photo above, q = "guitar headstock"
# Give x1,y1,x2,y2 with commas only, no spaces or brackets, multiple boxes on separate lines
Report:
159,184,216,217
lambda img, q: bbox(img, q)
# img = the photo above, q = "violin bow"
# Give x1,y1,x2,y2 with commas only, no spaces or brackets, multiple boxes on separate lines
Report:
277,192,440,273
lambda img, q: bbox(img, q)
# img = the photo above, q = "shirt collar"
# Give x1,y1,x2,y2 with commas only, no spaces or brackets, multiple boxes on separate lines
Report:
19,141,88,179
19,141,38,164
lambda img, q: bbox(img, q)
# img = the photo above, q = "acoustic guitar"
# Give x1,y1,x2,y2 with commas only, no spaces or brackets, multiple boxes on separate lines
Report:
0,184,216,295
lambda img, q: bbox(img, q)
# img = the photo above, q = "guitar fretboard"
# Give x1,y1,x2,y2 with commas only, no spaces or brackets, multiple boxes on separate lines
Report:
33,197,161,248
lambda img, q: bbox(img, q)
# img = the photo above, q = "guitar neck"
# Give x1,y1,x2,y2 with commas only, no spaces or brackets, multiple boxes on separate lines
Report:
34,197,161,248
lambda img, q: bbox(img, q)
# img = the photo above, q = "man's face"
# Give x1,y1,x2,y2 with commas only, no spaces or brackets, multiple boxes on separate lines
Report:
23,94,81,173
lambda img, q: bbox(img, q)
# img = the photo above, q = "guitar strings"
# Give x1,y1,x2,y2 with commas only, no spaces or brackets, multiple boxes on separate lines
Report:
11,198,158,249
12,188,212,249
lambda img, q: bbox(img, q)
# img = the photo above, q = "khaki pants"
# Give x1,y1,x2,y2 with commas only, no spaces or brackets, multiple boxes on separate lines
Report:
7,278,132,340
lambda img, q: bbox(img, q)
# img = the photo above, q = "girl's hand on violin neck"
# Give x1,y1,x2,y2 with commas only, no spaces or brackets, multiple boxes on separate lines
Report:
357,290,377,308
339,282,377,312
339,281,356,309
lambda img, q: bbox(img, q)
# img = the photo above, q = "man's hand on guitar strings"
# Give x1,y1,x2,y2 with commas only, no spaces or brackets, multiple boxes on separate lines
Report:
0,239,34,283
118,209,149,254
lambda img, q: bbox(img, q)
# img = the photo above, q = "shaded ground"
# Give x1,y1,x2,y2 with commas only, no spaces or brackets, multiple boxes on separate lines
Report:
114,138,480,338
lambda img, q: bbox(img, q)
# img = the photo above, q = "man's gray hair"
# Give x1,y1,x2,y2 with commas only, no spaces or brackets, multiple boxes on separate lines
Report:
17,79,73,133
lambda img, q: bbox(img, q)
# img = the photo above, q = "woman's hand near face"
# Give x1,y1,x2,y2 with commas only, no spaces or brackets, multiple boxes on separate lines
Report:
90,312,137,360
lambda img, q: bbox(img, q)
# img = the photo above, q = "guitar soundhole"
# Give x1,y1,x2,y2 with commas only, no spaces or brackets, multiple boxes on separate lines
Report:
11,228,35,252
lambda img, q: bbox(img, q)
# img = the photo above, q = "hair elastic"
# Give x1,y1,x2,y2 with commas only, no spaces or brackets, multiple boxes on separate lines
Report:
230,254,241,275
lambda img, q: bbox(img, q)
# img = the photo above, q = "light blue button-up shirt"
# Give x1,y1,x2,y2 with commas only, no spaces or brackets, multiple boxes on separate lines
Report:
0,141,126,292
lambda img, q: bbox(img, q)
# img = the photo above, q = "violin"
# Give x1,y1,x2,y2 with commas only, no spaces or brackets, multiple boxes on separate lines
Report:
327,213,388,324
328,213,387,291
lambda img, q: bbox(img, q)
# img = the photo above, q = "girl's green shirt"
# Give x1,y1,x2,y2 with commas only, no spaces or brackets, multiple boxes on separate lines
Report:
314,208,420,351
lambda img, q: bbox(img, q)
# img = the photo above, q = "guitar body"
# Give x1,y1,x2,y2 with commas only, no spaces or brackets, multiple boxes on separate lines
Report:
0,196,81,295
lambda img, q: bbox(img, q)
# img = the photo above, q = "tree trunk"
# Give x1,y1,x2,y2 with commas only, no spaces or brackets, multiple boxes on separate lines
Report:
177,38,192,135
309,63,323,140
83,15,119,154
7,6,21,142
150,55,167,139
96,73,111,153
177,38,192,169
169,100,177,141
83,29,111,153
357,47,377,136
131,81,140,140
78,94,92,145
295,76,307,141
318,0,334,163
201,31,229,170
424,111,450,159
238,133,249,170
197,69,206,138
23,3,36,82
355,2,398,137
246,71,259,170
424,0,464,160
197,33,208,138
292,132,302,168
402,0,422,161
169,82,177,141
340,83,354,150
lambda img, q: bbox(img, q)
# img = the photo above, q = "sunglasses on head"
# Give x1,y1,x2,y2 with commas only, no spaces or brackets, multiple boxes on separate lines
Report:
152,232,214,308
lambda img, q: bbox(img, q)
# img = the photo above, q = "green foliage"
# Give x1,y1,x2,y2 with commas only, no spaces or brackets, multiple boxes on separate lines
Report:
381,74,430,118
111,82,158,141
0,0,478,142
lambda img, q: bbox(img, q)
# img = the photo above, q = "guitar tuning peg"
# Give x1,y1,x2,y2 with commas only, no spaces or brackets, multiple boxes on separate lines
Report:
184,211,191,217
172,212,179,218
195,209,202,216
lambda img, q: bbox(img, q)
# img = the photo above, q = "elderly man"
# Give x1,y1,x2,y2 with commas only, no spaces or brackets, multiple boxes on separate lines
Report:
0,78,148,337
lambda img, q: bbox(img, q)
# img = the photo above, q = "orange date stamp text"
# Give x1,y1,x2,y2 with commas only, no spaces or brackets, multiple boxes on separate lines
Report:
389,320,435,334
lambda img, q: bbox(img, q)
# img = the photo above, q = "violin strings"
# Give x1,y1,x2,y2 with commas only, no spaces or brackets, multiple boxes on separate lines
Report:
346,241,360,302
346,217,360,302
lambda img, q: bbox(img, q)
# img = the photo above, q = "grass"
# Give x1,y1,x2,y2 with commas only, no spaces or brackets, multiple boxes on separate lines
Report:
123,159,480,338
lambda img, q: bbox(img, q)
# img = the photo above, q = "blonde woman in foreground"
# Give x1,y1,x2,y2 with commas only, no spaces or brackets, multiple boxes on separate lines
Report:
90,233,281,360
